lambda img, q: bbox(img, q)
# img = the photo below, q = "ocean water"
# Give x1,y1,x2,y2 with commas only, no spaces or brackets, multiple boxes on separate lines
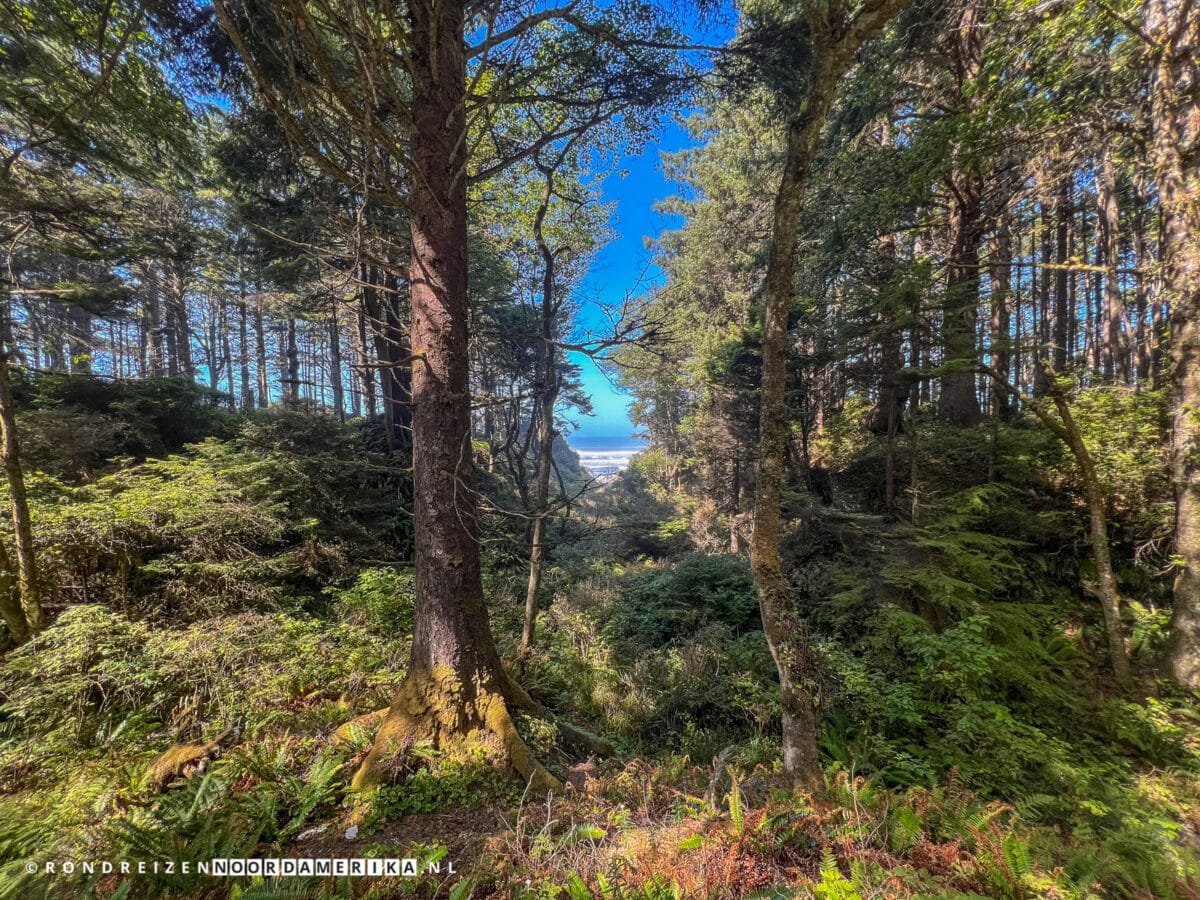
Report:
569,434,647,476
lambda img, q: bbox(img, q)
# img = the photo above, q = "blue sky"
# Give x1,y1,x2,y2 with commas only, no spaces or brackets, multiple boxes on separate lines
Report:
565,119,692,444
562,7,735,446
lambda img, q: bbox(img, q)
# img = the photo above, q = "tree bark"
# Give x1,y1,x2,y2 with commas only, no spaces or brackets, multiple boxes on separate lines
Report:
237,271,253,408
750,0,912,786
144,268,165,378
941,173,984,425
66,306,92,374
1144,0,1200,689
356,283,377,418
1096,148,1131,382
988,218,1013,420
254,290,269,407
1053,179,1071,372
982,362,1132,685
520,165,560,657
329,299,345,421
167,265,194,380
351,0,564,797
939,0,986,426
0,539,29,647
283,317,299,402
0,303,44,639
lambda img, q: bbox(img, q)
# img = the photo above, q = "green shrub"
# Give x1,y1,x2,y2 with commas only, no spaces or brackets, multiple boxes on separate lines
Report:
324,567,415,636
0,605,403,763
609,554,759,648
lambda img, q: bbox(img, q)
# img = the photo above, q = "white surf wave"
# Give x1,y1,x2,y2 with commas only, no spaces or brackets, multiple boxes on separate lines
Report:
574,447,641,474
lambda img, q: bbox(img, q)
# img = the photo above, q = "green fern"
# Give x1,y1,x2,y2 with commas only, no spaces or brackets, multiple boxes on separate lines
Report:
727,768,744,834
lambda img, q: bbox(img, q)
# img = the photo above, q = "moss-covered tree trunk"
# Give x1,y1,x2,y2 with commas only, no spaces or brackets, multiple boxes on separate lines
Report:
942,172,985,425
351,0,560,796
751,0,909,790
1049,389,1132,686
520,166,560,657
0,531,29,646
0,306,43,640
939,0,985,426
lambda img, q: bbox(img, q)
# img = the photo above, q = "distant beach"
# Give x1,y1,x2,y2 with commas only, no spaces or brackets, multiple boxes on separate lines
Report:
568,434,647,476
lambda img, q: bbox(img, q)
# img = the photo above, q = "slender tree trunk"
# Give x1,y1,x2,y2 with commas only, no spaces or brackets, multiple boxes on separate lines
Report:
356,284,377,418
1133,183,1152,385
169,266,194,380
520,166,560,657
1052,389,1133,686
1053,179,1071,372
942,173,985,425
983,362,1132,683
1097,148,1131,382
144,273,165,378
238,277,252,408
329,299,345,421
1013,241,1024,398
1145,0,1200,689
283,318,299,402
755,104,829,792
221,301,235,401
0,539,29,647
0,298,43,639
66,307,92,374
989,218,1013,420
1037,205,1052,383
253,290,268,406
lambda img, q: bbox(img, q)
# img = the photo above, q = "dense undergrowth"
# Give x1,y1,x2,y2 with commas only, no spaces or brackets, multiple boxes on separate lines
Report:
1,374,1198,898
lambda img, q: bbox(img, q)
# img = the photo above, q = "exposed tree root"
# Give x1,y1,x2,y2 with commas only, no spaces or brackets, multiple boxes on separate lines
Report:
349,665,560,800
332,707,389,744
346,665,616,825
499,670,615,758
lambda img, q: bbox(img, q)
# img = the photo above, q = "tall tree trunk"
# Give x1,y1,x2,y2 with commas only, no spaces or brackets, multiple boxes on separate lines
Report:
939,0,985,425
941,172,985,425
356,281,377,418
1053,179,1071,372
0,297,43,640
144,271,165,378
351,0,565,798
1145,0,1200,689
364,269,412,450
520,166,560,657
238,278,252,408
254,291,269,406
329,299,345,421
1013,238,1024,398
753,12,908,787
1097,148,1131,382
221,301,235,400
1133,182,1152,385
283,318,299,401
0,539,29,647
756,105,829,794
989,218,1013,420
1036,205,1052,384
383,273,413,445
66,306,92,374
168,266,194,380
